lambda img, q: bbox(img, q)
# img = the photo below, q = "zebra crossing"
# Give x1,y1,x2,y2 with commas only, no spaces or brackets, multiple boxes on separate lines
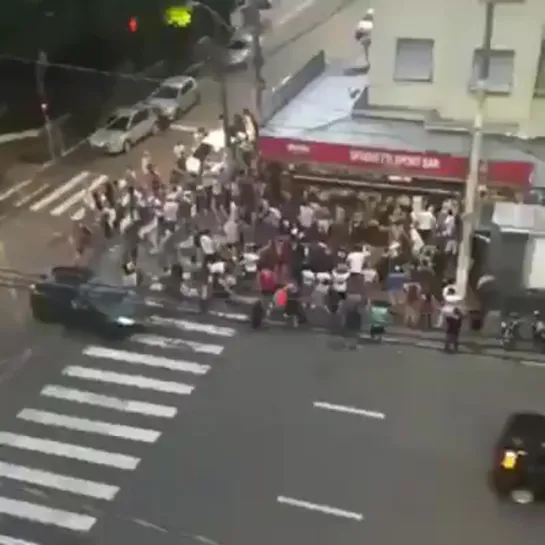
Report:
0,308,240,542
0,171,130,224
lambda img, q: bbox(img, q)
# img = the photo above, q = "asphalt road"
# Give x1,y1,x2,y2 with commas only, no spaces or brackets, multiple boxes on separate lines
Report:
0,300,245,545
103,332,545,545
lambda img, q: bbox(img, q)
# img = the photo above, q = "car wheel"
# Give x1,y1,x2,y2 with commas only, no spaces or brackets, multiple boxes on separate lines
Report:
32,306,52,323
510,489,534,504
123,140,132,153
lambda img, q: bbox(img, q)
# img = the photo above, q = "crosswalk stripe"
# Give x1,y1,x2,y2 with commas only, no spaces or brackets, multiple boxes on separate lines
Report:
0,179,32,202
70,207,86,221
30,171,89,211
63,366,194,395
131,334,224,355
50,174,108,216
0,460,119,500
0,497,96,531
0,534,42,545
14,185,50,208
0,432,140,469
41,385,177,418
18,409,161,443
148,316,237,337
82,346,211,375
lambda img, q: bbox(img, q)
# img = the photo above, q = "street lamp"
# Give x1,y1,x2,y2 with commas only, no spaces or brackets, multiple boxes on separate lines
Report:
189,1,233,150
455,0,496,298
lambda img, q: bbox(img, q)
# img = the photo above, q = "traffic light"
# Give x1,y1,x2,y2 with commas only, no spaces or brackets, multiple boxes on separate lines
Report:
164,6,192,27
128,16,138,32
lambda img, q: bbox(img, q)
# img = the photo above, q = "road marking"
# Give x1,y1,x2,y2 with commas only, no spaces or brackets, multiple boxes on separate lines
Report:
210,310,249,322
17,408,161,443
149,316,237,337
51,174,107,216
0,460,118,500
313,402,385,420
276,0,316,27
170,124,198,132
0,129,41,144
0,179,33,202
277,496,363,521
63,365,194,395
131,334,224,355
0,497,96,531
0,432,140,469
30,171,89,211
13,184,50,208
521,360,545,368
41,385,177,418
0,534,42,545
82,346,211,375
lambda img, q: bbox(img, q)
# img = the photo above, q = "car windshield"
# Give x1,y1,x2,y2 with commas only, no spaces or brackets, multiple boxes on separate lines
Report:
107,116,130,131
229,39,247,50
82,283,136,315
155,86,178,99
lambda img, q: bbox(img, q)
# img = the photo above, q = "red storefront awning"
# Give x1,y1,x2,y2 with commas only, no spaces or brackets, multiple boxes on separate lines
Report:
259,136,534,188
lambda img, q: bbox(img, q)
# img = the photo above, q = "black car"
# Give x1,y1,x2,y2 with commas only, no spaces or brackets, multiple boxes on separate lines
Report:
30,266,139,336
491,412,545,504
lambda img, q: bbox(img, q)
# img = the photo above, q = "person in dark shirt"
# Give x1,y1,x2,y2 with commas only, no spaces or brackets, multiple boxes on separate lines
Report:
444,307,463,353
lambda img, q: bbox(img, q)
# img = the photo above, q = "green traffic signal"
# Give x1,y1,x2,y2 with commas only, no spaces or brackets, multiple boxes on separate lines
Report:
164,5,193,27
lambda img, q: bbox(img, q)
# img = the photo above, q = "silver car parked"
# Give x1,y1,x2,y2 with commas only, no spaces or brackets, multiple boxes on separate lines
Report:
89,105,159,154
147,76,200,121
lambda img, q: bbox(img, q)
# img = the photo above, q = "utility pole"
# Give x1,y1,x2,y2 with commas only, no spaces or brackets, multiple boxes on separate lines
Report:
455,0,495,298
36,50,55,162
196,36,231,150
243,0,265,117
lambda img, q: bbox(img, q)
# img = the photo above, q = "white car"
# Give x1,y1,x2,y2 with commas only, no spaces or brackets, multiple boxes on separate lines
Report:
89,105,159,154
355,8,374,44
147,76,200,121
226,33,257,68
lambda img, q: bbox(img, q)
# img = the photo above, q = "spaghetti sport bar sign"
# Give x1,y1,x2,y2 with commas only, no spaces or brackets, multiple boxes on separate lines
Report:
259,136,534,187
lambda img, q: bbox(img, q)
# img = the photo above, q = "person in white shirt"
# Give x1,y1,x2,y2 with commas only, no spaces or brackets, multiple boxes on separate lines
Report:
346,247,365,274
141,151,151,175
442,210,457,255
199,231,216,264
332,263,350,299
163,197,179,233
298,203,315,230
416,206,435,242
173,142,185,160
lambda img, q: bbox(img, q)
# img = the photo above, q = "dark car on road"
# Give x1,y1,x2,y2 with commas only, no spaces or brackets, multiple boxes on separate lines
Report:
491,412,545,504
30,266,139,337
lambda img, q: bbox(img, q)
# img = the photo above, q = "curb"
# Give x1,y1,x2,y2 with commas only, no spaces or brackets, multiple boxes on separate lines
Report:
139,296,545,365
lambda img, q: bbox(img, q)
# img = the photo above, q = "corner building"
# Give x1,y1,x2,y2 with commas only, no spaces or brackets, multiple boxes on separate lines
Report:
367,0,545,138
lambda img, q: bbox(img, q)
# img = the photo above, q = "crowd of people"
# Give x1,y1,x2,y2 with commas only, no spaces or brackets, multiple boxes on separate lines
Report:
64,110,493,350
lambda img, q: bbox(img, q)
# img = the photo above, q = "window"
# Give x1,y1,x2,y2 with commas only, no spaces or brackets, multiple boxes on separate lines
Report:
534,41,545,96
180,81,194,95
393,38,434,82
469,49,514,93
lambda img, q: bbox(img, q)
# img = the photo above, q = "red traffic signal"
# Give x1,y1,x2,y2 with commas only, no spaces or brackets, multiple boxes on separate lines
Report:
128,17,138,32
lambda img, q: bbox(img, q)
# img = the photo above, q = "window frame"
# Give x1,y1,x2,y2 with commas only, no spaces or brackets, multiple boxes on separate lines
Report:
393,38,435,83
469,48,515,95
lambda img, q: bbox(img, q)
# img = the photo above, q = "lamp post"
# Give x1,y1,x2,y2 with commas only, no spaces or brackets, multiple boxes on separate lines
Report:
455,0,496,298
36,50,56,162
189,1,234,150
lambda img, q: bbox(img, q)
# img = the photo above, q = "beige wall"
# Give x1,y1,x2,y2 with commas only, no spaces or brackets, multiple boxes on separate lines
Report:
367,0,545,136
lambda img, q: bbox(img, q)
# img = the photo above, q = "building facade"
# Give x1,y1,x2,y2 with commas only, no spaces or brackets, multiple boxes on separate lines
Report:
366,0,545,138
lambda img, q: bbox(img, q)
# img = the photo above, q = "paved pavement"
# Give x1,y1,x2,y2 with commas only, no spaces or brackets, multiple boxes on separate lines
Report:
0,300,243,545
88,332,545,545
